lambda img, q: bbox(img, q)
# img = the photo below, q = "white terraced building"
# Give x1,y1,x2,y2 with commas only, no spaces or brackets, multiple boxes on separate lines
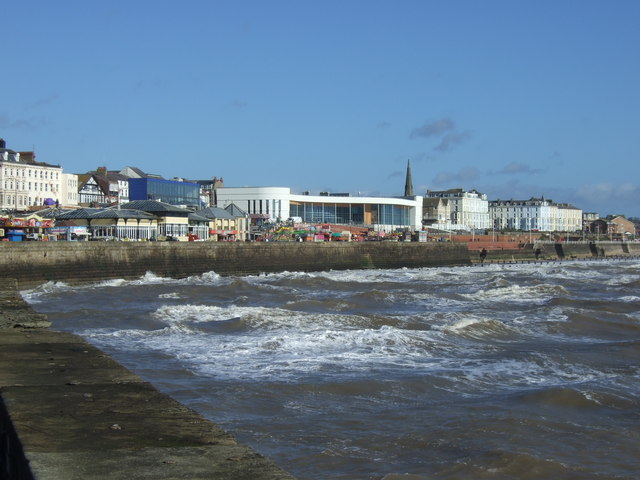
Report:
0,139,75,210
489,197,583,232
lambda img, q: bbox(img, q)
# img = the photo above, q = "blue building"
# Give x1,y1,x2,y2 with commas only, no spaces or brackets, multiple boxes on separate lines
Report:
128,178,200,207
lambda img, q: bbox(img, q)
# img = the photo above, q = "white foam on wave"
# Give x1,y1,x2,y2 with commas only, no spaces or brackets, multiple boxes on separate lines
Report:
619,295,640,303
604,274,640,287
466,283,568,304
20,280,72,303
22,271,177,301
451,355,605,394
88,304,445,381
181,270,225,285
158,292,183,299
151,303,384,332
243,265,475,287
23,270,231,305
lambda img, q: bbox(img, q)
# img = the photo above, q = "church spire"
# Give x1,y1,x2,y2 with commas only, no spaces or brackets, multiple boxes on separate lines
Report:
404,159,414,197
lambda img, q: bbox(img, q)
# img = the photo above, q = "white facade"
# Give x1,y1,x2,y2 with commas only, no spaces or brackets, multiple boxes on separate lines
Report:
557,204,583,232
216,187,291,220
489,198,582,232
1,148,64,210
215,186,424,231
114,178,129,203
426,189,490,230
61,173,79,207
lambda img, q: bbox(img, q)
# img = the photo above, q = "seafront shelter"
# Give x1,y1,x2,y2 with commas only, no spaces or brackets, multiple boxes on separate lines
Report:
54,208,158,240
215,186,423,232
121,200,191,240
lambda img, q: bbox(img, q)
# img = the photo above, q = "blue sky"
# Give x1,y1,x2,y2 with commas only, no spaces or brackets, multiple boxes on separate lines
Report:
3,0,639,217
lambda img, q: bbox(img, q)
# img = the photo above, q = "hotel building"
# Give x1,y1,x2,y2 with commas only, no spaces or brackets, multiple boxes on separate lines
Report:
0,139,66,210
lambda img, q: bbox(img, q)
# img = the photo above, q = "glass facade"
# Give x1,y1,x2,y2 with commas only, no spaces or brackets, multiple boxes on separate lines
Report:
129,178,200,206
290,202,410,226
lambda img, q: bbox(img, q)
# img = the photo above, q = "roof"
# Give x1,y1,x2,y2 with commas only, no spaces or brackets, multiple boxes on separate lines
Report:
78,174,110,194
423,197,449,207
188,212,211,222
90,209,155,220
54,208,155,220
32,207,71,219
105,171,129,182
120,200,189,215
118,166,165,179
56,208,104,219
224,203,247,217
193,207,233,219
0,149,61,168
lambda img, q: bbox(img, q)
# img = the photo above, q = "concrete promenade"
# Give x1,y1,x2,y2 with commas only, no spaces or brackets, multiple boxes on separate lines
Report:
0,279,295,480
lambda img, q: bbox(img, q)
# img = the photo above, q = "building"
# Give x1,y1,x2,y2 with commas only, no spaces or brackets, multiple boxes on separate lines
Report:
189,176,225,208
54,207,158,241
60,173,79,207
608,215,636,238
490,197,554,231
215,187,424,232
556,203,583,232
426,189,489,231
128,178,201,207
192,206,246,241
224,203,250,240
489,197,582,232
1,139,64,210
422,197,451,228
120,200,191,240
77,174,111,206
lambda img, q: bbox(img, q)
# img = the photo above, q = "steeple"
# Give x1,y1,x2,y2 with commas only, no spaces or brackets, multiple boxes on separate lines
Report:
404,159,414,197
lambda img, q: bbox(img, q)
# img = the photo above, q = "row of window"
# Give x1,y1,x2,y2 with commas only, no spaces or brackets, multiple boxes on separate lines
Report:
0,194,52,207
3,180,58,192
2,167,59,180
246,199,283,219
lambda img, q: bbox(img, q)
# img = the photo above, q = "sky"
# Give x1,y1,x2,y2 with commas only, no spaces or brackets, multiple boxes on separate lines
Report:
2,0,639,217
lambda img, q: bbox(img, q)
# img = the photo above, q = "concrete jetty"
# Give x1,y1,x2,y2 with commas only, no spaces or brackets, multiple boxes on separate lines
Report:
0,279,295,480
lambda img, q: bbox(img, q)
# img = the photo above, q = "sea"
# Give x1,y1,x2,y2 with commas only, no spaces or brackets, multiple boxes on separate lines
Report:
23,259,640,480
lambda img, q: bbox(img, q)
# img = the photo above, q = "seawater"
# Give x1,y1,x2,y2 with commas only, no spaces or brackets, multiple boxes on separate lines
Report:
24,260,640,480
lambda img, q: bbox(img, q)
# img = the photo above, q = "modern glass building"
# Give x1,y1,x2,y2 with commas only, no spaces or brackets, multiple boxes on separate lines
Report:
289,202,410,226
128,178,200,207
215,187,422,231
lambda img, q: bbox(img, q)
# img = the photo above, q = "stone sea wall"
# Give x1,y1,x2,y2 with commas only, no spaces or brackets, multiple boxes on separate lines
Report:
1,241,639,288
543,241,640,260
0,241,471,287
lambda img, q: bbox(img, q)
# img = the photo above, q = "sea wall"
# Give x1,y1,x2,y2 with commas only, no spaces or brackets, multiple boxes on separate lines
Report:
0,278,296,480
547,241,640,259
0,241,471,288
